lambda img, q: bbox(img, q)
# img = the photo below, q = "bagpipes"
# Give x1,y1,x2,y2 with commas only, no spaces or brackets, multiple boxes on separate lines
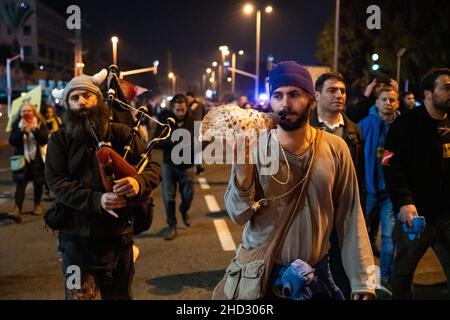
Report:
88,65,174,206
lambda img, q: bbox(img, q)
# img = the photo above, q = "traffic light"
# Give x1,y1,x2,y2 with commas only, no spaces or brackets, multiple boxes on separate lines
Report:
371,53,380,71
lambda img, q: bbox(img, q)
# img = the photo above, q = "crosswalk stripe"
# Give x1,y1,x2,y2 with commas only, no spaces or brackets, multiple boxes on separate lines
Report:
213,219,236,251
204,194,220,212
197,177,210,190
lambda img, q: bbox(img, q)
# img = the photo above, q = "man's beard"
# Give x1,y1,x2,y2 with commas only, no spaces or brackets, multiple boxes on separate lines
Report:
64,103,111,144
279,103,312,131
432,93,450,113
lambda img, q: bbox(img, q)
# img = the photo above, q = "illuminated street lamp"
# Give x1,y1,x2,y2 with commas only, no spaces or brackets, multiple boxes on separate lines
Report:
111,36,119,65
168,72,176,95
6,47,24,116
243,3,273,101
231,49,245,94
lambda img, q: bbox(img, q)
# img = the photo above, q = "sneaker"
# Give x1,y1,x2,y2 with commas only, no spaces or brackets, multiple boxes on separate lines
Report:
376,279,392,300
8,207,22,223
164,227,177,241
34,204,44,216
181,212,191,227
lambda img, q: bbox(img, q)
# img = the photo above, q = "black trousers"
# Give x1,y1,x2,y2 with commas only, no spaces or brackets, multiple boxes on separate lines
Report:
391,214,450,299
14,161,43,210
58,233,135,300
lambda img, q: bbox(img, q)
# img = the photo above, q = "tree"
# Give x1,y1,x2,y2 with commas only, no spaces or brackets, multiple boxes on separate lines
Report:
317,0,450,96
0,1,34,54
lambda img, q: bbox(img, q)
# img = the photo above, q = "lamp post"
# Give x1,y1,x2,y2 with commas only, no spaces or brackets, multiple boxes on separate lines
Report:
120,60,159,78
243,4,272,102
333,0,340,72
218,45,230,100
6,47,24,117
168,72,176,95
111,36,119,65
396,48,406,86
231,50,244,95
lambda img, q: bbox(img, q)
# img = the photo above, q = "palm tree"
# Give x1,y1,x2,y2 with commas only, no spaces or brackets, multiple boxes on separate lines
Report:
0,1,34,54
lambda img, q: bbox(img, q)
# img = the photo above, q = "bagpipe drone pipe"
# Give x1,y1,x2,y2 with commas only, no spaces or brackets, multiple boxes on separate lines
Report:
90,65,174,206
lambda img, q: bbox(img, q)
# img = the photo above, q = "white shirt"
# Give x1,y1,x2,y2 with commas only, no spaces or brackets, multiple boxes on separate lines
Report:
318,113,345,130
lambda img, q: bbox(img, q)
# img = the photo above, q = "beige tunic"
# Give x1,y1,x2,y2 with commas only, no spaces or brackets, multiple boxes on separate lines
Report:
225,130,375,295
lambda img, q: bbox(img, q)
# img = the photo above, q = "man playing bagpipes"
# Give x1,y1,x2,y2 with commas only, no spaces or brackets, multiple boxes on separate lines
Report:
45,70,162,300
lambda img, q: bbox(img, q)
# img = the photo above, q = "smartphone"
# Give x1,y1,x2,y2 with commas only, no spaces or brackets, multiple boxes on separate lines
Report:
23,113,33,122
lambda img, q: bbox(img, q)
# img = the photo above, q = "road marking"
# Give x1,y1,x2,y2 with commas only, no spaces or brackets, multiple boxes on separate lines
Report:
204,194,220,212
0,185,33,209
0,198,8,207
213,219,236,251
197,177,210,190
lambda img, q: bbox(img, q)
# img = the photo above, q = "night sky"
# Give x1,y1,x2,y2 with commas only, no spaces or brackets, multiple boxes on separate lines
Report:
46,0,334,86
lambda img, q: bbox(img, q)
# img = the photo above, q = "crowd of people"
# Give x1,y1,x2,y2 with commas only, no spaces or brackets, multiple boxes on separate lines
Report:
5,62,449,301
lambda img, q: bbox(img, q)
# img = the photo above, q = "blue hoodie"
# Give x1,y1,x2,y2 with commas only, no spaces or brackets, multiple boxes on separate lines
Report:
358,106,395,195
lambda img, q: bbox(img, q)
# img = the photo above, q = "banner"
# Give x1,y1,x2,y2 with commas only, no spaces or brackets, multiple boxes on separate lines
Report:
7,85,42,132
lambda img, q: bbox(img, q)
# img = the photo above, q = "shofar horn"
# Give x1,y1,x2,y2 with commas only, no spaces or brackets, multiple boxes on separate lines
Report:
200,105,282,141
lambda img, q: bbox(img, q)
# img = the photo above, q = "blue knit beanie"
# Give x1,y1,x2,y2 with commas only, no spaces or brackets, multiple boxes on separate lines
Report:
269,61,314,97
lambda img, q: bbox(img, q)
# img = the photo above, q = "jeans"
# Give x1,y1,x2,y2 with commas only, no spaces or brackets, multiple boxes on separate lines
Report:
162,163,194,228
366,192,395,280
58,233,134,300
391,215,450,299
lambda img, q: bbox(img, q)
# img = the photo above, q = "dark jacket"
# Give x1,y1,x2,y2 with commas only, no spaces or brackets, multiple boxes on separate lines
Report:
310,109,366,211
154,109,195,169
45,123,162,237
383,106,450,219
9,120,49,183
345,96,375,124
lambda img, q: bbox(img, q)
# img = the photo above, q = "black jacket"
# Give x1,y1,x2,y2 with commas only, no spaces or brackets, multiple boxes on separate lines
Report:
9,120,49,183
154,110,195,169
45,123,162,237
310,109,366,211
383,106,450,219
345,96,375,124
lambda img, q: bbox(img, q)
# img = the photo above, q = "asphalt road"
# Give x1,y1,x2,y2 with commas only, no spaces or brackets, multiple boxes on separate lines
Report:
0,145,447,300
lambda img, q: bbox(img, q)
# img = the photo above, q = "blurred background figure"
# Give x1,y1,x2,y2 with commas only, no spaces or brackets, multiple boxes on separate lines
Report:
186,92,206,175
238,95,253,109
42,105,62,201
346,73,398,123
44,105,63,133
8,103,49,223
399,91,416,114
154,94,195,240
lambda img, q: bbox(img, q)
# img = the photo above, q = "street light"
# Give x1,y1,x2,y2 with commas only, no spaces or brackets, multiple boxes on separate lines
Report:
6,47,24,117
168,72,176,95
218,45,230,99
243,3,253,14
396,48,406,85
111,36,119,65
243,3,273,101
231,49,245,94
333,0,340,71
